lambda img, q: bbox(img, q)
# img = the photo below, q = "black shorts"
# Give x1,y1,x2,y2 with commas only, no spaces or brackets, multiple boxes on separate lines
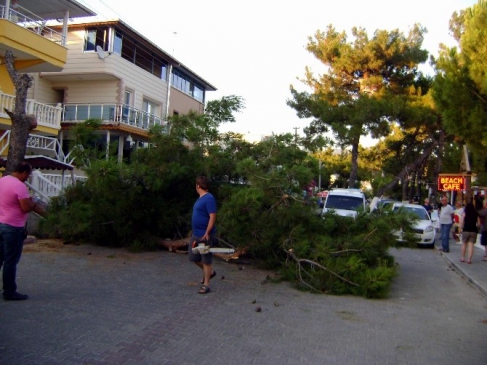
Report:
188,235,217,264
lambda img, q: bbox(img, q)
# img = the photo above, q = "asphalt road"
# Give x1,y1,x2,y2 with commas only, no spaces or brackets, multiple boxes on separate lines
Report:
0,241,486,365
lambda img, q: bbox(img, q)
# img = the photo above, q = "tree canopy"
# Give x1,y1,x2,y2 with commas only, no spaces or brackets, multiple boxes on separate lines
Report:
432,0,487,183
288,24,431,188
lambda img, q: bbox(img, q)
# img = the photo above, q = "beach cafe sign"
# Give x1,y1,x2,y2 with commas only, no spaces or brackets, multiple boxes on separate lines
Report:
437,175,466,191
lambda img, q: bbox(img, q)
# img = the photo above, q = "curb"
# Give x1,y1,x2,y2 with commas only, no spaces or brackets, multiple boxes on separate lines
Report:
437,249,487,298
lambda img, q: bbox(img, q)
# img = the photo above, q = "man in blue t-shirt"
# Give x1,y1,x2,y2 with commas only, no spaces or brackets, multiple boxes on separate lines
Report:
189,176,217,294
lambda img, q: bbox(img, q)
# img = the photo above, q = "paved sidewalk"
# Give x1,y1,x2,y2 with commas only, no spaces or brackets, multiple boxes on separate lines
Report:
436,236,487,298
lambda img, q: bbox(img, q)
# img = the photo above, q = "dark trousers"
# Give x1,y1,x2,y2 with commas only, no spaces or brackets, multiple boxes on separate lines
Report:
440,223,452,251
0,223,25,295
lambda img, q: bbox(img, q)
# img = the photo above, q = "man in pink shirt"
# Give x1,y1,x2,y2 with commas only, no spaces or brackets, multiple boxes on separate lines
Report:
0,162,44,301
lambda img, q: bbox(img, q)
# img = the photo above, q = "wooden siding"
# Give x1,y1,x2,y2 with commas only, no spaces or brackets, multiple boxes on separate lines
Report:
28,74,62,104
58,30,168,116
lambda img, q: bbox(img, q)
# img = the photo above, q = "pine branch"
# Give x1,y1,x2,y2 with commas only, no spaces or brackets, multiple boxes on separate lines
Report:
286,248,359,287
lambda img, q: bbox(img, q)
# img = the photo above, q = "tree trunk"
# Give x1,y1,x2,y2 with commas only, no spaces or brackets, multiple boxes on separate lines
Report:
377,141,438,198
348,138,359,188
431,130,446,201
408,171,416,202
402,177,408,202
3,50,36,175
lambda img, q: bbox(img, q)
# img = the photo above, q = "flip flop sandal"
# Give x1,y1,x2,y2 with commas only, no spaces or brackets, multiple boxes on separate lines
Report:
198,285,210,294
200,271,216,284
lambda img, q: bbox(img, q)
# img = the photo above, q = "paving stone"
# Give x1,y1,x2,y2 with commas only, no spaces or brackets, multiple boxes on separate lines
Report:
1,243,487,364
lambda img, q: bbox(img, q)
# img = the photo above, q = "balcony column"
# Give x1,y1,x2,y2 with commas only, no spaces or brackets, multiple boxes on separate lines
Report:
58,130,64,161
55,103,62,129
62,10,69,47
105,130,110,160
117,135,124,163
26,99,34,114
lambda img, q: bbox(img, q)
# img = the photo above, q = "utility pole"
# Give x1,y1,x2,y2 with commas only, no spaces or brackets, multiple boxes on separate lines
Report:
293,127,300,144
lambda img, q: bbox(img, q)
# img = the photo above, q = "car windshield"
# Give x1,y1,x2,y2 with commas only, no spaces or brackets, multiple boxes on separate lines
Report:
326,195,363,211
393,206,429,220
380,201,396,210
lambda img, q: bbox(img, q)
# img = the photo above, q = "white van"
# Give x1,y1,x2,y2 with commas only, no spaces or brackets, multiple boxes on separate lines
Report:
322,188,367,218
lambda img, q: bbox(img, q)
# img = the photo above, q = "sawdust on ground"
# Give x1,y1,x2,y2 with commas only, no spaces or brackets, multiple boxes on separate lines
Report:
23,238,66,253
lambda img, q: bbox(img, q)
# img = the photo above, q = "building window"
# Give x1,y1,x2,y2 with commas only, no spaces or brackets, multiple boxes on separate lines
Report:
84,28,108,52
161,64,167,81
192,84,204,102
124,90,132,106
85,26,171,81
172,70,205,102
143,99,158,115
172,70,190,94
113,30,123,55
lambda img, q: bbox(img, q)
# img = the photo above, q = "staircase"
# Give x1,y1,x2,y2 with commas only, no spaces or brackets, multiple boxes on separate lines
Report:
1,130,86,203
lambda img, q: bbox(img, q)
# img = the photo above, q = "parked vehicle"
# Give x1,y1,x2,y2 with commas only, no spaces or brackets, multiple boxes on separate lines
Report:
322,188,367,218
430,209,440,232
369,197,400,213
391,203,436,248
314,191,329,216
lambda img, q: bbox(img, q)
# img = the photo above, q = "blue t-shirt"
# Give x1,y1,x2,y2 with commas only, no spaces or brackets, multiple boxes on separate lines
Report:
192,193,217,237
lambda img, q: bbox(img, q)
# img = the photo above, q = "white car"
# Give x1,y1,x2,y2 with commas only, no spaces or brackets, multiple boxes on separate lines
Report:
391,203,436,248
322,188,367,218
430,209,441,232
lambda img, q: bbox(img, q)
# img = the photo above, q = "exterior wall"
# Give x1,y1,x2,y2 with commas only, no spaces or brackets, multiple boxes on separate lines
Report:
169,88,205,116
62,80,119,104
40,29,170,118
28,74,61,104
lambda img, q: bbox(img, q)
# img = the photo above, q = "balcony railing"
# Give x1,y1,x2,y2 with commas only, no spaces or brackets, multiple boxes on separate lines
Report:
0,130,77,165
0,92,62,129
62,103,166,131
0,5,65,45
28,171,87,200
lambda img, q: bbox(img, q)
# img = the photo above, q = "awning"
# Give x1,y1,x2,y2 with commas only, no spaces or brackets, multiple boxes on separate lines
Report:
0,156,74,171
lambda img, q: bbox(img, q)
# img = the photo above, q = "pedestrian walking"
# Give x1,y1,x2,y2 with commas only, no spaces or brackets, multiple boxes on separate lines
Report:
0,162,46,301
438,196,454,253
188,175,217,294
452,201,464,241
459,203,478,264
423,198,433,215
477,199,487,261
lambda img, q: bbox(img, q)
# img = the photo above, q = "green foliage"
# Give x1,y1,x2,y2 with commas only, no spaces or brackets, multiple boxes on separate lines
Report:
432,0,487,173
67,118,104,166
220,188,411,298
288,24,431,188
40,140,204,248
41,96,408,299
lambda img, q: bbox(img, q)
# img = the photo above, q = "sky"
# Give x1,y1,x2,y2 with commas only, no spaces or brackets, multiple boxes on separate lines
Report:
79,0,478,143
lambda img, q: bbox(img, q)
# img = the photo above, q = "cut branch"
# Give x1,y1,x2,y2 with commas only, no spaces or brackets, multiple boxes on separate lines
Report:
287,248,359,287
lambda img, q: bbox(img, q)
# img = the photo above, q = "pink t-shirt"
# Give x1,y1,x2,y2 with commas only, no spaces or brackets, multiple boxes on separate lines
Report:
0,175,30,227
